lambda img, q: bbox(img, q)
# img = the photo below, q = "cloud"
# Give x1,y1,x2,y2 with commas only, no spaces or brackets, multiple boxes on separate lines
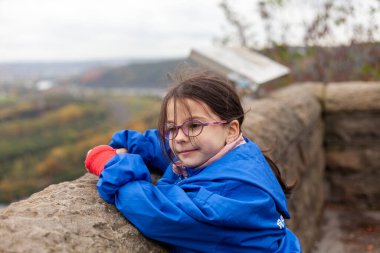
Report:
3,0,375,62
0,0,227,62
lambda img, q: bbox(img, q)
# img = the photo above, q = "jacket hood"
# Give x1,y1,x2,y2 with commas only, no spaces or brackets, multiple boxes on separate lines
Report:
182,138,290,219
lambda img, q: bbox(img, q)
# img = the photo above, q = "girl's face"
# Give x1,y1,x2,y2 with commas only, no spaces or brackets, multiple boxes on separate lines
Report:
166,98,230,168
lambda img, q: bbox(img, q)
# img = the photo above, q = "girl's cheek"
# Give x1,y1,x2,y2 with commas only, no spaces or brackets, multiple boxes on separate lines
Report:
169,140,175,150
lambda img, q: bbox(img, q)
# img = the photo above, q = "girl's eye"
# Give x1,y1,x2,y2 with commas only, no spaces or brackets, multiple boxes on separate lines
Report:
167,126,175,132
165,125,176,133
188,122,202,130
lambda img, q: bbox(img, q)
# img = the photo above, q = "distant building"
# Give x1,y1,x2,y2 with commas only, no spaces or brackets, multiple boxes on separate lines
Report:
188,47,289,96
35,79,55,91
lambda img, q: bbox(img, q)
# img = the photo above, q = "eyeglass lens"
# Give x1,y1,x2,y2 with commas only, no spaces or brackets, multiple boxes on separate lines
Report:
166,120,204,140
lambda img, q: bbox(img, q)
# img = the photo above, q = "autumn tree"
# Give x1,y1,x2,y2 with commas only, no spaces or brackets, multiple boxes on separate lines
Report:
217,0,380,82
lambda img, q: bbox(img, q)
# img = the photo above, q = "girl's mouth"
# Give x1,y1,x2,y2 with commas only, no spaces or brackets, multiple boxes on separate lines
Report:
177,148,199,156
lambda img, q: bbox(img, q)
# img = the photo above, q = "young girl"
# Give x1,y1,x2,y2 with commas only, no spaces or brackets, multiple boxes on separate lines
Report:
85,71,301,252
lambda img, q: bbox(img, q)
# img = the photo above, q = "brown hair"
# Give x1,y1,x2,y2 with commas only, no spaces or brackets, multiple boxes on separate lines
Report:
158,69,294,197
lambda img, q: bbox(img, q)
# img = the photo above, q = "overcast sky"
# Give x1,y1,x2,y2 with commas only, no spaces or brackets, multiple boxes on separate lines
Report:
0,0,237,62
0,0,378,63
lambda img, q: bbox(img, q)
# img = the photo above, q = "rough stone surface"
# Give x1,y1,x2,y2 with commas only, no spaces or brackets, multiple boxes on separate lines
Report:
326,148,380,173
327,172,380,210
324,83,380,210
324,82,380,112
287,147,325,252
325,112,380,147
243,84,322,161
279,82,326,104
0,174,169,253
280,120,324,180
311,206,380,253
244,85,325,253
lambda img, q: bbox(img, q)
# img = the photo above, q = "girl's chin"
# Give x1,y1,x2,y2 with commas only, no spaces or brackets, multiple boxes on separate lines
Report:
182,163,200,169
179,158,205,169
177,151,209,168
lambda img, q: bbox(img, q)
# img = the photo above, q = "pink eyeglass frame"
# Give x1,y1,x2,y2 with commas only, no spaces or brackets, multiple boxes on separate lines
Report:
165,119,228,140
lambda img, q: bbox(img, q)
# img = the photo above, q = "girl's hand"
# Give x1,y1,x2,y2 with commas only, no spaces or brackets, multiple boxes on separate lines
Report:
85,145,117,176
116,148,128,154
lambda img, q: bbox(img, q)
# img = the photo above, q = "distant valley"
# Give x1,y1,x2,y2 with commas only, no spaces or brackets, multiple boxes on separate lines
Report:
71,58,188,89
0,57,189,90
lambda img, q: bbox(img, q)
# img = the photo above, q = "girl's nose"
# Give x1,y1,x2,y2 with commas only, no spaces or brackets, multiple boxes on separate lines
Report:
174,127,188,142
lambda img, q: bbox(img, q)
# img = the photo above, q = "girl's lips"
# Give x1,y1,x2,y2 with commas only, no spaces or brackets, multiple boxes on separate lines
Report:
177,148,198,155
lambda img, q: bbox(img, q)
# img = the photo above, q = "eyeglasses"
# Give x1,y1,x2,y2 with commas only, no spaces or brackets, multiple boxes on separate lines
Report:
165,119,227,140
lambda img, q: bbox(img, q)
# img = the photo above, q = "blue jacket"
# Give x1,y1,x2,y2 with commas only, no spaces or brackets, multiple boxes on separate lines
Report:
98,129,301,253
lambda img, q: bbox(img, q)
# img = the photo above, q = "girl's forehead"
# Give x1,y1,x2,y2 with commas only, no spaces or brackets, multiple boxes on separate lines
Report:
166,98,216,121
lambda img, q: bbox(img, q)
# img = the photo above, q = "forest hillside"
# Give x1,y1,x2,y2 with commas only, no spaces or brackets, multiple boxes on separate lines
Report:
0,89,162,204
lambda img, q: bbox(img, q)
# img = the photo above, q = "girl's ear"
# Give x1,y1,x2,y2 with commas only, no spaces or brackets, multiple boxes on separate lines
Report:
226,120,240,143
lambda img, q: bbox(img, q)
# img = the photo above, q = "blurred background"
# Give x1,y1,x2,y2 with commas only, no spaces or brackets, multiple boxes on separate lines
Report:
0,0,379,205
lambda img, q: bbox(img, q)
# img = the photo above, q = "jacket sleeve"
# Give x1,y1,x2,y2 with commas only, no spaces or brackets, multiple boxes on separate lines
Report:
97,154,285,252
109,129,169,172
97,154,225,252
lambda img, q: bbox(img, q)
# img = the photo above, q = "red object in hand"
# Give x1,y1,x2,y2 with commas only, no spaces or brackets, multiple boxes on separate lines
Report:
85,145,117,176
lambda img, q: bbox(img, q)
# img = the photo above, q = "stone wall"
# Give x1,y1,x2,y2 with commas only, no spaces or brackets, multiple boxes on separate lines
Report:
0,82,379,253
0,174,169,253
243,84,325,253
324,82,380,209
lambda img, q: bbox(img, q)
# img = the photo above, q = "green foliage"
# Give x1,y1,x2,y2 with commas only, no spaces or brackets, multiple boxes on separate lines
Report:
0,92,160,203
0,95,16,107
